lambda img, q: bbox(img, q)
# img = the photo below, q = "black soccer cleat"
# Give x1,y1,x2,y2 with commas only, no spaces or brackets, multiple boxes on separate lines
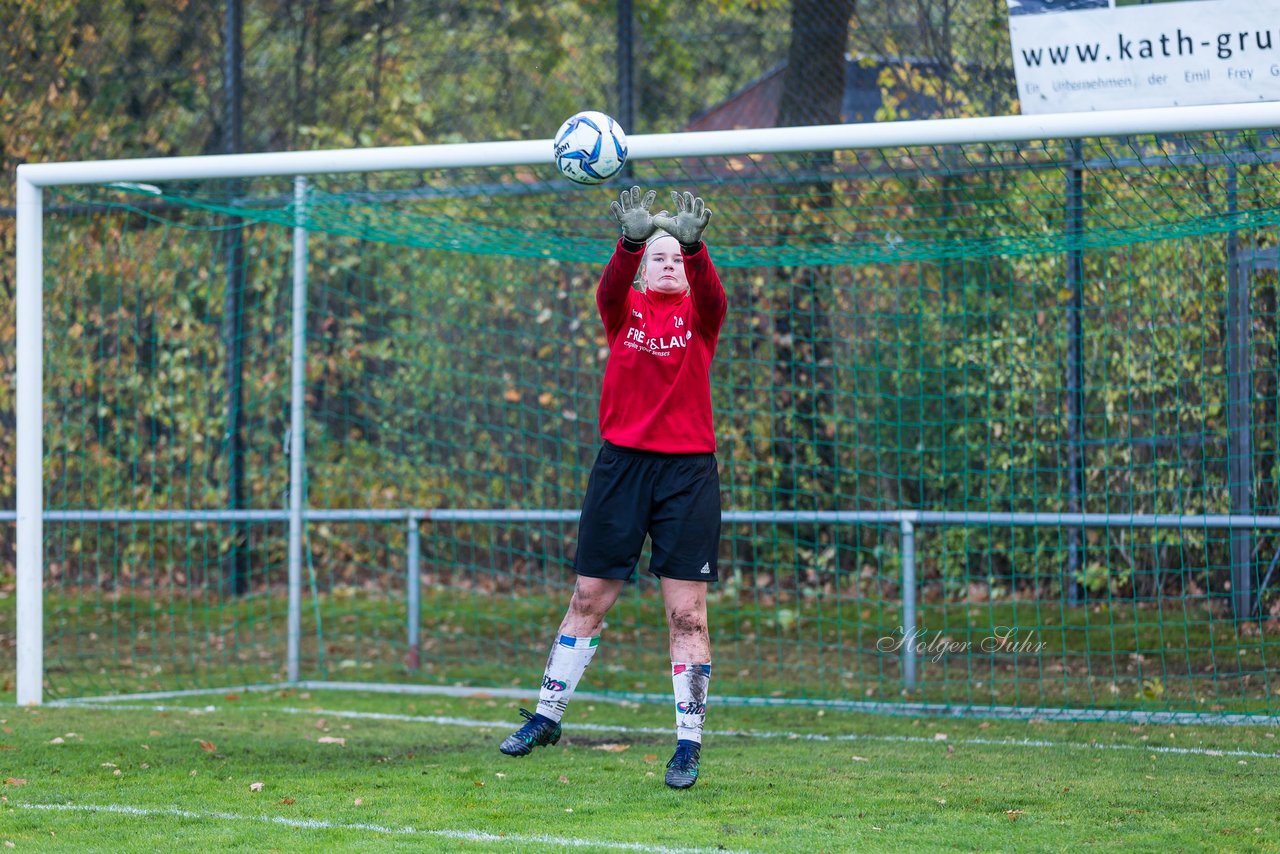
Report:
499,708,562,757
664,739,701,789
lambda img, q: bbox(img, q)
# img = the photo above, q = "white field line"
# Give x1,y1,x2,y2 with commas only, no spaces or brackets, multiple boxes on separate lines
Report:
10,802,743,854
52,700,1280,761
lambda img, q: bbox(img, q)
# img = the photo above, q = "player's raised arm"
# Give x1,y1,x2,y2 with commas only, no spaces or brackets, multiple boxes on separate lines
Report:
654,191,725,334
596,186,657,334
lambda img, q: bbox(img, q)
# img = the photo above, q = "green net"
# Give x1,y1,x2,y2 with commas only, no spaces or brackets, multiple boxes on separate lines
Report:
34,127,1280,721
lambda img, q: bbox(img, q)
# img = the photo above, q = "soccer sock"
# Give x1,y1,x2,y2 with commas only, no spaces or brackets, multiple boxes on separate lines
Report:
671,662,712,744
535,634,600,722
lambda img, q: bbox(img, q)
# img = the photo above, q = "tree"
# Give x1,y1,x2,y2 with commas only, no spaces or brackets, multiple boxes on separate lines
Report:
768,0,855,518
776,0,855,128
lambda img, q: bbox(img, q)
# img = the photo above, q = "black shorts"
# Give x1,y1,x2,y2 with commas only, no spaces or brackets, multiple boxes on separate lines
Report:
574,442,721,583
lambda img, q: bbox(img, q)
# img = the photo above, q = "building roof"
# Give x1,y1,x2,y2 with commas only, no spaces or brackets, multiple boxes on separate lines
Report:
687,55,948,132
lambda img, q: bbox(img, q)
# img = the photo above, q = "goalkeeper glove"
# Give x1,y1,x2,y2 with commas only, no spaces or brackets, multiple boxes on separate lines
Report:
652,191,712,249
610,186,659,244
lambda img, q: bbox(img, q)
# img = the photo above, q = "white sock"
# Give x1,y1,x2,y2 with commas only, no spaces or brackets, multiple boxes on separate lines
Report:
535,634,600,722
672,662,712,744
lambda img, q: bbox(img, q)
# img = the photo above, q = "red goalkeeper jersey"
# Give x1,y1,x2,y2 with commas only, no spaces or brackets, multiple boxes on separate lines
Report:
594,238,727,454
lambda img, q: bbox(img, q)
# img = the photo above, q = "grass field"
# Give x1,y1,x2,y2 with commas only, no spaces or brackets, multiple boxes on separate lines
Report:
1,686,1278,852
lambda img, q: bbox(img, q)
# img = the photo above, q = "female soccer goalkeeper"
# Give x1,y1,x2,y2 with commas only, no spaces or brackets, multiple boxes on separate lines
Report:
499,186,726,790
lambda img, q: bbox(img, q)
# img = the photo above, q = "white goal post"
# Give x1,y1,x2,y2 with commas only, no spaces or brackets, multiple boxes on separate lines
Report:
15,101,1280,707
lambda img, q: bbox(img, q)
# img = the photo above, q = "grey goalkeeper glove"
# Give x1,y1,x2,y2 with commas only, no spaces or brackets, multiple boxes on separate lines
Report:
652,191,712,248
610,185,659,244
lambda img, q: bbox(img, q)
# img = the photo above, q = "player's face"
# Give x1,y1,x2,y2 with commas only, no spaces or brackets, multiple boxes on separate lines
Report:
642,235,689,295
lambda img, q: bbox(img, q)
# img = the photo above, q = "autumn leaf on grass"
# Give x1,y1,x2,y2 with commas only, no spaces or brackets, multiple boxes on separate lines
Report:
196,740,216,753
3,778,26,787
249,782,264,792
558,775,570,784
279,798,295,805
1006,809,1024,822
1138,678,1165,701
642,754,658,763
593,744,629,752
317,736,346,747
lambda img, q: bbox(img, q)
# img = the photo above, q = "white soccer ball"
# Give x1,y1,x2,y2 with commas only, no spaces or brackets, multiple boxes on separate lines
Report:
553,111,628,185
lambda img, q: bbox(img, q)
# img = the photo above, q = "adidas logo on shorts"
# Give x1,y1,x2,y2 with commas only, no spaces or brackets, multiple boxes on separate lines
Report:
699,562,711,574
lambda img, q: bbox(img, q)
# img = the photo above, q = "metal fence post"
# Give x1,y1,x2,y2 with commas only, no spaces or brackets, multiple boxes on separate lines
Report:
1225,152,1255,620
286,176,308,683
406,513,422,671
1065,137,1086,607
900,517,917,691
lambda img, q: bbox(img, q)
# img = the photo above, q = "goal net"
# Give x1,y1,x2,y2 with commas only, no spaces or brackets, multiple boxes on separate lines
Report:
14,105,1280,722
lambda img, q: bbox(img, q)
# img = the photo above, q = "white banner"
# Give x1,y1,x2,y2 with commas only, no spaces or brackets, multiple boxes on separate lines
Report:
1008,0,1280,114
